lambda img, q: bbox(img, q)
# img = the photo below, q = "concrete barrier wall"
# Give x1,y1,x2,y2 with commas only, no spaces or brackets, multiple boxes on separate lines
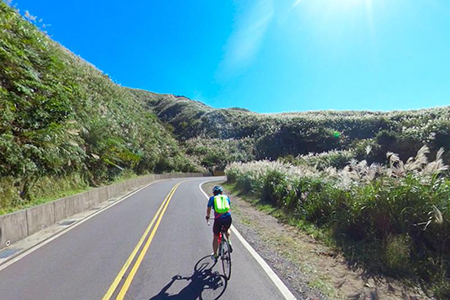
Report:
0,211,28,247
0,172,211,249
26,203,55,236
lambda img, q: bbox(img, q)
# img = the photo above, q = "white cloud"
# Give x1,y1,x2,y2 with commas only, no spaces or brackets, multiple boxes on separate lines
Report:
220,0,274,75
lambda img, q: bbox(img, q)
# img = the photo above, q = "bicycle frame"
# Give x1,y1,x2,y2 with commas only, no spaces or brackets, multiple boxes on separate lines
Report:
207,219,232,279
218,228,228,256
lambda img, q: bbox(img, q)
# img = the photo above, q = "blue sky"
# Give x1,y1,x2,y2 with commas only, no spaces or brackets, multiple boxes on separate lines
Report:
11,0,450,113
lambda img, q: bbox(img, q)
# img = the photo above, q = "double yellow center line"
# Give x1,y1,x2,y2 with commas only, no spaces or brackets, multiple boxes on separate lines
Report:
103,182,182,300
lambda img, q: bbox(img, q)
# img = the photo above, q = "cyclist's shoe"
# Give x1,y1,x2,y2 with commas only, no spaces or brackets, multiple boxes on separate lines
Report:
211,253,219,263
228,241,233,253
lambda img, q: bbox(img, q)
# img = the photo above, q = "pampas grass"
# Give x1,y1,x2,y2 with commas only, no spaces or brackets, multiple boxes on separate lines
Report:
226,146,450,296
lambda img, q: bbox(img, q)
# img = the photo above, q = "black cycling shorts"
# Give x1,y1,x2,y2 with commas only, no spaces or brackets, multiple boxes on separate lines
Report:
213,215,232,235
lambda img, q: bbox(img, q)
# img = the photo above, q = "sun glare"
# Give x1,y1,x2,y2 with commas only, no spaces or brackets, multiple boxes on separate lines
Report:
340,0,370,9
324,0,374,13
292,0,376,35
294,0,374,14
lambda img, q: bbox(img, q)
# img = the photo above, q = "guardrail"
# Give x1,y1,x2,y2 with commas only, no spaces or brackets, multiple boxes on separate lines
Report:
0,173,210,249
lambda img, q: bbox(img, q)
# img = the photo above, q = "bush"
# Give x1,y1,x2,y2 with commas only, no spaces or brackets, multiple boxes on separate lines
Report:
383,235,412,277
280,149,355,170
226,147,450,294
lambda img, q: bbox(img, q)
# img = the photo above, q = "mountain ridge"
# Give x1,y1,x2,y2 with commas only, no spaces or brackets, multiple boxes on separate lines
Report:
130,88,450,170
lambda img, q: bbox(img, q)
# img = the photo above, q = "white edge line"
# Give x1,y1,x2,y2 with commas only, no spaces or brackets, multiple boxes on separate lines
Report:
0,179,164,273
199,180,297,300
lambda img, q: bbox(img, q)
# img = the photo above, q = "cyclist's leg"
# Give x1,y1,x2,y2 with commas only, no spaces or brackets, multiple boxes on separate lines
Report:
224,228,231,240
212,233,219,256
212,219,221,257
223,216,232,244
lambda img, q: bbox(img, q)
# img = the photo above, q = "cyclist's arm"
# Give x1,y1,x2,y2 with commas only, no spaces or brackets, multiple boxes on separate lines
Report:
206,196,214,220
206,206,212,219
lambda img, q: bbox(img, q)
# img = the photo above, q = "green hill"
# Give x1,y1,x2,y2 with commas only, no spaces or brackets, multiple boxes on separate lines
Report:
131,88,450,170
0,3,200,211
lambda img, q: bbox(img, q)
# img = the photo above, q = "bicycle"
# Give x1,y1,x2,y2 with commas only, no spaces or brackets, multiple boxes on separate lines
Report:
207,220,232,280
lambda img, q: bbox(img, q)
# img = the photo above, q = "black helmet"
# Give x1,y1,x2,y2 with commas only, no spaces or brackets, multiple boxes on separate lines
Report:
212,185,223,195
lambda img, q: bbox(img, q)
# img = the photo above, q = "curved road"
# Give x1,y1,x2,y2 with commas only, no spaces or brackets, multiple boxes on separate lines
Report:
0,177,293,300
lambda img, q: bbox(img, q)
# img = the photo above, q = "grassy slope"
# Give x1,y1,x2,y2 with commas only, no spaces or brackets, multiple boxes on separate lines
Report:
130,88,450,170
0,3,201,213
225,155,450,298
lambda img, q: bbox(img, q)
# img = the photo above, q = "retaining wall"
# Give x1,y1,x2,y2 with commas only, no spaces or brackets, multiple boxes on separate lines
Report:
0,173,210,248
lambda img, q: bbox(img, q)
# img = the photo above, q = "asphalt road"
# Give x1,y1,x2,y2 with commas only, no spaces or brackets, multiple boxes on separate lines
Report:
0,177,291,300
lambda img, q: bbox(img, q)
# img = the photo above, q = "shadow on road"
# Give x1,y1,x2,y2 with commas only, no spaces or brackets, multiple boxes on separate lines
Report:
149,255,228,300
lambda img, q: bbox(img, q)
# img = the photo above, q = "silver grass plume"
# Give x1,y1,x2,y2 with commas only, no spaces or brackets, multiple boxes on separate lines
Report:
415,145,430,170
423,147,448,175
433,205,444,225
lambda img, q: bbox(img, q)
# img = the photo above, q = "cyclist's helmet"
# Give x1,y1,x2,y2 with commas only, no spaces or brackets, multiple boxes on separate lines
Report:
212,185,223,195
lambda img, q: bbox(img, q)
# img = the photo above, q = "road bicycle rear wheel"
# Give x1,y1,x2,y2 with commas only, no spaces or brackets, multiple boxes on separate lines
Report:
221,241,231,279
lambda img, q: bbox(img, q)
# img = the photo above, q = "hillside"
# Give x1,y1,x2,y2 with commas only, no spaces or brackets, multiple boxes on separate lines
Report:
0,3,200,211
2,0,448,204
130,88,450,170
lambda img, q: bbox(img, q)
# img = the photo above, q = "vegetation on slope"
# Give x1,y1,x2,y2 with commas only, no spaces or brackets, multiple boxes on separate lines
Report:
226,148,450,298
130,88,450,171
0,2,200,212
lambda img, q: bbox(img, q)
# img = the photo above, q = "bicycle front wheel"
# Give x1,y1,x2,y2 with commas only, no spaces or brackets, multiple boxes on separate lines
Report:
221,241,231,279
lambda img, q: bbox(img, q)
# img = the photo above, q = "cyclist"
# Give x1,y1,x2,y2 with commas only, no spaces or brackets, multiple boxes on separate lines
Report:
206,185,232,261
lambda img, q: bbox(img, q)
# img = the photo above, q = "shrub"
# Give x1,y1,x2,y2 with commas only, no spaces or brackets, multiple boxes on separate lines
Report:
226,147,450,293
383,235,412,276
